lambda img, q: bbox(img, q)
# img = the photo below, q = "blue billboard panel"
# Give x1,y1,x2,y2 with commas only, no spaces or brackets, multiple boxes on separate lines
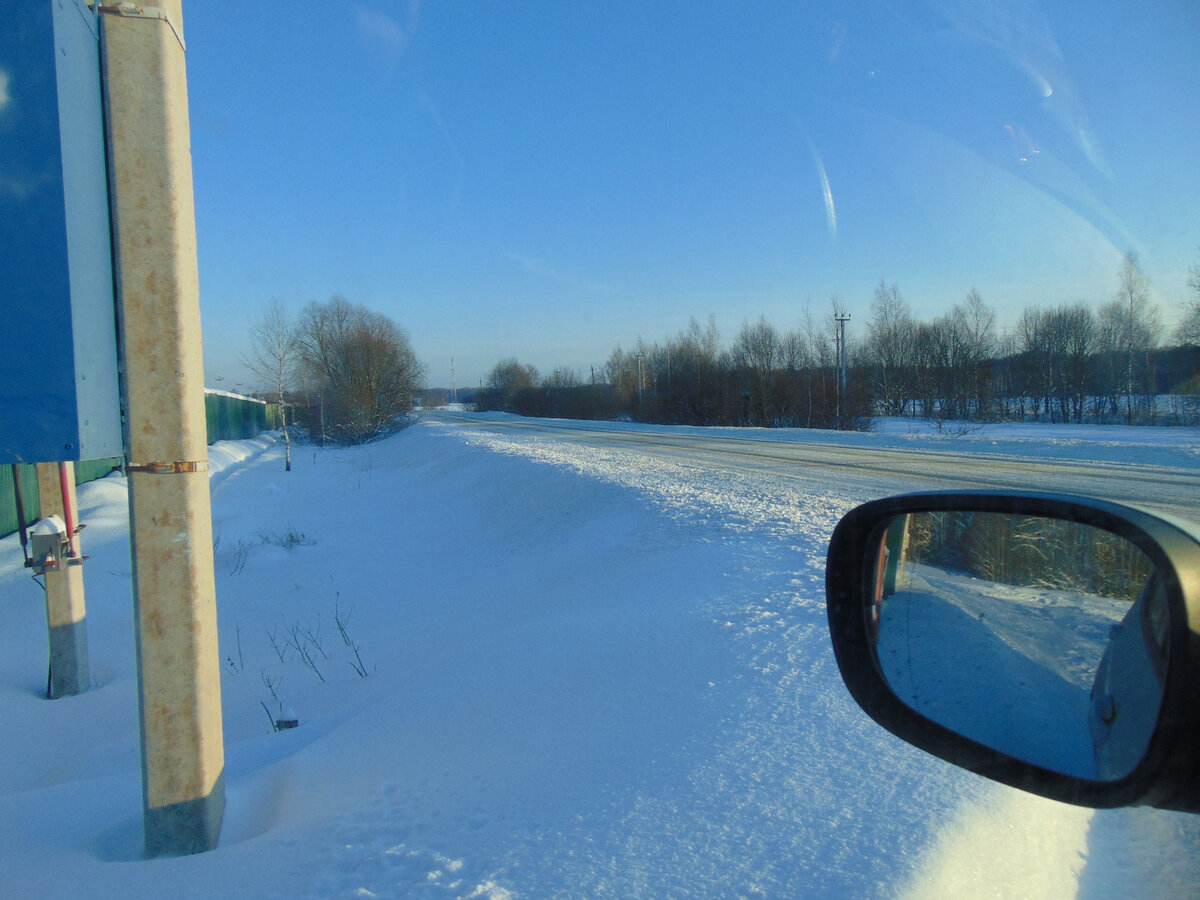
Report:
0,0,121,463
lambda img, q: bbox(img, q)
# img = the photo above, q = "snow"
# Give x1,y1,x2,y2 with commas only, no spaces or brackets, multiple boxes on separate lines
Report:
876,563,1125,779
1,415,1198,898
31,516,67,537
454,412,1200,468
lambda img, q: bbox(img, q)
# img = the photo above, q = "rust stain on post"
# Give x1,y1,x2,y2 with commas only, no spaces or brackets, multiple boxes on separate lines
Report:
101,0,225,855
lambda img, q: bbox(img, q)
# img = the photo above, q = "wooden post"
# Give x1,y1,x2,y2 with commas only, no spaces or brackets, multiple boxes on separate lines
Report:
34,461,90,698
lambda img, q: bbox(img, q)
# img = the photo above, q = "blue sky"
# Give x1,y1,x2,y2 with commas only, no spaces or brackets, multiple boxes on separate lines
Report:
184,1,1200,390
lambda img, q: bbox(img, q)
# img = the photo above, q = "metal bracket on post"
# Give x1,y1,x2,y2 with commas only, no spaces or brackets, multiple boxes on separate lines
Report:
96,4,186,52
30,516,70,576
126,460,209,475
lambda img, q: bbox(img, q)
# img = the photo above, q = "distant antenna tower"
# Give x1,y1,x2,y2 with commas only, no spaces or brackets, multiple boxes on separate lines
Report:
450,357,458,404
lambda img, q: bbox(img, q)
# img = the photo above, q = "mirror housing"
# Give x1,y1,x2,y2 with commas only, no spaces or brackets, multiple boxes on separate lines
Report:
826,491,1200,813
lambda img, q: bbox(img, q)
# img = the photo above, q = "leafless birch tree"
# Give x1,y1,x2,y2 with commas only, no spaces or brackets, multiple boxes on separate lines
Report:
246,299,299,470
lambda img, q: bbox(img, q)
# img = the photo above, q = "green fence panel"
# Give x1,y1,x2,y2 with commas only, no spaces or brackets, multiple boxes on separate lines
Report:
75,457,122,484
3,395,279,539
0,458,119,539
202,393,280,444
0,464,40,538
223,396,239,442
204,395,218,444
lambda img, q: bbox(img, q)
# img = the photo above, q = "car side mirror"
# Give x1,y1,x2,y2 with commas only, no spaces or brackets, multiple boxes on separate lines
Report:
825,491,1200,813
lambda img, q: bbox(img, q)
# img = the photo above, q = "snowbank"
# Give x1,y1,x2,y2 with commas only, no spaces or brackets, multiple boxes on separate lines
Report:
0,417,1195,897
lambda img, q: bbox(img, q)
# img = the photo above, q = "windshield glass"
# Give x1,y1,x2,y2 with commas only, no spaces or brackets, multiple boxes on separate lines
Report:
6,3,1194,898
189,2,1199,413
179,4,1200,891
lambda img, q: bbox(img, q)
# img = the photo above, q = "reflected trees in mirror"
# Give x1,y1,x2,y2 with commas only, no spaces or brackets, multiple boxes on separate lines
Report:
871,511,1166,782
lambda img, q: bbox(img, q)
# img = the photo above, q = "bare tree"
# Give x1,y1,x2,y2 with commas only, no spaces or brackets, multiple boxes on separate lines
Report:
1174,250,1200,423
911,318,952,423
296,296,425,444
604,345,639,411
731,316,781,425
1093,302,1125,421
245,299,299,470
864,281,915,416
484,357,539,412
1049,303,1095,423
948,288,997,419
1014,302,1099,424
543,367,581,390
1177,247,1200,347
994,330,1023,421
666,316,722,424
1016,306,1052,421
1111,251,1161,423
806,301,837,424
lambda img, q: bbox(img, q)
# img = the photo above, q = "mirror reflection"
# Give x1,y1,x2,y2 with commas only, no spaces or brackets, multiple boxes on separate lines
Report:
870,511,1167,782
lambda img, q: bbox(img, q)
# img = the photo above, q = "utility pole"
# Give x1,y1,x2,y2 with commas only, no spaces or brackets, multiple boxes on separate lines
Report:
636,352,645,406
99,1,225,856
834,313,851,428
450,357,458,405
1127,290,1135,427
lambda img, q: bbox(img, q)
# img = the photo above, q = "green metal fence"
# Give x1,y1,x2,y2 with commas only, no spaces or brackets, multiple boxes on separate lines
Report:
204,391,281,443
0,464,40,540
2,392,280,539
0,458,123,539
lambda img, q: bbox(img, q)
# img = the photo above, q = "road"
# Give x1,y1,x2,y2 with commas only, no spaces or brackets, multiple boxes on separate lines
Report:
419,410,1200,895
428,411,1200,521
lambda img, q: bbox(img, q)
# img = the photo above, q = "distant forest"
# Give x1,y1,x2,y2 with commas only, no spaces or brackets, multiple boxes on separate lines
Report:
472,253,1200,430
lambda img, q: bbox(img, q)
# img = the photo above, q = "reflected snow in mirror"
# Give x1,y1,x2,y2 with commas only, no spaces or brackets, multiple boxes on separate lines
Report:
871,511,1165,782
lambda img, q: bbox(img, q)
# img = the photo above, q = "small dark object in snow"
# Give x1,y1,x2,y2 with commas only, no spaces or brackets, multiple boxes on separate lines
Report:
275,709,299,730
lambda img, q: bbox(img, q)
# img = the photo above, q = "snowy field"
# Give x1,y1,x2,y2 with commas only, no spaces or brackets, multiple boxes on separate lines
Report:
1,414,1199,898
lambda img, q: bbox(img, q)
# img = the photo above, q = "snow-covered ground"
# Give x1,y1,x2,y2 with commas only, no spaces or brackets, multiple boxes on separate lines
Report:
1,415,1198,898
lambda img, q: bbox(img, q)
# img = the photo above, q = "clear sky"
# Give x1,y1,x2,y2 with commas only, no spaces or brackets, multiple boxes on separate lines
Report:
183,1,1200,391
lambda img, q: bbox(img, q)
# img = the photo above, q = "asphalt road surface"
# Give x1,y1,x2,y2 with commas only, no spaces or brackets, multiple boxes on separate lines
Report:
429,411,1200,522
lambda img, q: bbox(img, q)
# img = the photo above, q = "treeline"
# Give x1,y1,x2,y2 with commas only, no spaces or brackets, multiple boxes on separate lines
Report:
906,510,1153,601
476,252,1200,428
476,312,872,429
862,253,1196,425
